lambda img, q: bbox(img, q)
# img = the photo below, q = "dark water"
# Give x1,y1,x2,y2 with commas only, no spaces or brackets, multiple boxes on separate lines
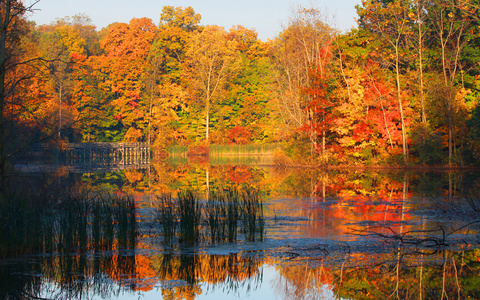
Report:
2,161,480,299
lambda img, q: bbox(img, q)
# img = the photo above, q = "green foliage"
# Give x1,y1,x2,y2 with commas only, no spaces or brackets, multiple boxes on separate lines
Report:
13,2,480,165
410,124,444,165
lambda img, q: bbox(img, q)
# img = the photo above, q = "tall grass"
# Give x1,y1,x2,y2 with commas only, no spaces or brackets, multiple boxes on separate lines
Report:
241,187,265,242
209,144,279,157
205,188,241,243
167,144,279,165
168,145,188,156
0,190,137,258
155,186,265,245
178,190,202,244
225,189,241,242
156,193,177,245
0,194,55,257
205,190,226,243
57,191,136,253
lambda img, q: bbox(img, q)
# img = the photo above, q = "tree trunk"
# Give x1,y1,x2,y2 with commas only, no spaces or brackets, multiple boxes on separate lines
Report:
416,0,427,124
0,0,11,194
206,97,210,142
395,44,408,163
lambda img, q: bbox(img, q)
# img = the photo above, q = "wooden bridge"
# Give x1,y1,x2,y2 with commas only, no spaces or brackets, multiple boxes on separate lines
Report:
64,142,150,166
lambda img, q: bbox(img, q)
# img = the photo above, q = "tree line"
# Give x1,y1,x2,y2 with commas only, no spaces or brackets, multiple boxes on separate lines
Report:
3,0,480,168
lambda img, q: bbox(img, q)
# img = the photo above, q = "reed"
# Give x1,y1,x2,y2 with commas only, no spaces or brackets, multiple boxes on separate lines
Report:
204,188,242,243
178,190,202,244
209,154,274,165
209,144,279,157
225,189,241,242
241,187,265,242
0,194,54,257
168,145,188,156
155,186,264,245
109,193,136,249
205,190,226,243
156,193,178,245
0,189,137,258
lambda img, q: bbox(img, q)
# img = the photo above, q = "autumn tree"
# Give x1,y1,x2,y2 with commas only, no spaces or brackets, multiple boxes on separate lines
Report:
97,18,157,142
0,0,41,191
299,42,336,162
145,6,200,147
273,6,337,160
425,0,478,165
70,53,124,141
38,23,87,140
216,25,276,144
357,0,413,163
332,30,406,163
185,25,239,142
413,0,428,125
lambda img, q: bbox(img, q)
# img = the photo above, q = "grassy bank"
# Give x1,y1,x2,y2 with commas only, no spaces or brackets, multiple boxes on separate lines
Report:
167,143,280,165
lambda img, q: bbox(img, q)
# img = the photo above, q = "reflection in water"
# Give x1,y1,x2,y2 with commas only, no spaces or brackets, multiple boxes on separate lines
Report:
271,248,480,300
273,263,334,300
2,161,480,299
3,247,480,299
0,252,267,299
153,253,264,299
333,249,480,300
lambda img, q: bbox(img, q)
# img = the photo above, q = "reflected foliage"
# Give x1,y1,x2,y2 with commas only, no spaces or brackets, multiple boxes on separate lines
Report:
152,253,264,299
3,164,480,299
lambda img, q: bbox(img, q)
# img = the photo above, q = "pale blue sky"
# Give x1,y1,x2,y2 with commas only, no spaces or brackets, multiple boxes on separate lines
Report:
25,0,361,41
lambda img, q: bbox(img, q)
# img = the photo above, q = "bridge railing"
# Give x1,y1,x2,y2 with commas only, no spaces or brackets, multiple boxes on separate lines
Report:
64,142,150,165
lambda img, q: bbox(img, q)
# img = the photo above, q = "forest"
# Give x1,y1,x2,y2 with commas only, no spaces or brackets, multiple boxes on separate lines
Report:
4,0,480,167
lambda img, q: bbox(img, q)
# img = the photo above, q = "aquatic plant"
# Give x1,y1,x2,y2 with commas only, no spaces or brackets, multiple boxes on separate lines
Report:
225,189,241,242
205,188,242,243
155,186,264,245
0,189,137,258
0,194,54,257
241,186,265,242
178,190,202,244
57,190,136,254
156,193,178,245
205,190,226,243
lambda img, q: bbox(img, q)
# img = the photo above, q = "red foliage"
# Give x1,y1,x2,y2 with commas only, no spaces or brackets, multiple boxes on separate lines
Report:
187,144,210,156
227,166,254,184
227,126,252,144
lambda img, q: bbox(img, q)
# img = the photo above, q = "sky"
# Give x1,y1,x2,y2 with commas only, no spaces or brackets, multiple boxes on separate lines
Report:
25,0,361,41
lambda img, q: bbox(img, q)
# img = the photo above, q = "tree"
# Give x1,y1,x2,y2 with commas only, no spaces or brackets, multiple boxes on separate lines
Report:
159,6,201,31
357,0,413,163
413,0,428,124
273,5,337,159
218,26,276,144
185,25,239,142
144,6,201,147
332,32,406,163
38,24,86,139
99,18,157,141
0,0,39,192
299,42,336,161
70,53,122,141
426,0,477,164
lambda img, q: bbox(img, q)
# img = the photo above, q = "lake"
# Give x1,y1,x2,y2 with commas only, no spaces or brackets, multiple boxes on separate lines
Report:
2,160,480,299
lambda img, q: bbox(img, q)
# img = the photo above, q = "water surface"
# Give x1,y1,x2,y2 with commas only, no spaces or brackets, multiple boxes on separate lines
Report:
2,162,480,299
